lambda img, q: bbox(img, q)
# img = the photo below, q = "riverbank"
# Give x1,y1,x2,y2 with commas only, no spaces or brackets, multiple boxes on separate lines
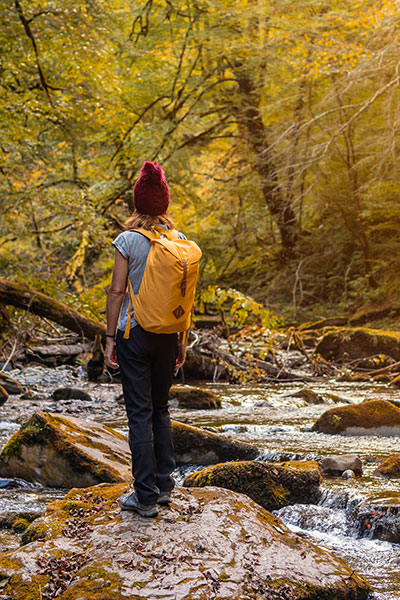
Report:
0,362,400,597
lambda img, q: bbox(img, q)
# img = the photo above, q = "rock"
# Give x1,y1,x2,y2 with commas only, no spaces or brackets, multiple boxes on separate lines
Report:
287,387,324,404
184,460,321,510
324,392,351,403
354,493,400,543
0,478,36,489
51,387,93,402
320,454,362,477
373,454,400,478
0,483,370,600
169,385,221,409
0,412,131,487
373,373,392,383
0,385,8,406
316,327,400,362
0,511,40,531
0,372,24,394
0,412,259,486
171,420,259,464
350,302,400,325
342,469,355,479
389,374,400,387
312,400,400,435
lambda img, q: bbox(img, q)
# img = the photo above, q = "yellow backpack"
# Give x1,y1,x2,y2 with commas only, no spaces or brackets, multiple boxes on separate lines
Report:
124,226,202,342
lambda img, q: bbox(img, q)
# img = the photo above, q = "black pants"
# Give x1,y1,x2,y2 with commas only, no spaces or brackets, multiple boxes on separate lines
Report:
116,325,177,504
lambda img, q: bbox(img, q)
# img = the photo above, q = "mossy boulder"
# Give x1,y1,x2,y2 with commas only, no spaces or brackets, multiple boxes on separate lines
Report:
0,483,370,600
287,387,324,404
0,412,132,487
171,420,258,464
184,460,321,511
0,412,259,485
0,372,24,395
373,454,400,478
169,385,221,409
354,493,400,543
316,327,400,361
312,400,400,435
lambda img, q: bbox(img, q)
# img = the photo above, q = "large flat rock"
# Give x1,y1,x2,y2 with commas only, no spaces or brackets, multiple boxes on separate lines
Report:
0,484,370,600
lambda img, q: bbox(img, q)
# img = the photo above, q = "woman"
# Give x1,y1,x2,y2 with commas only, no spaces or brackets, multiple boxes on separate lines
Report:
104,161,186,518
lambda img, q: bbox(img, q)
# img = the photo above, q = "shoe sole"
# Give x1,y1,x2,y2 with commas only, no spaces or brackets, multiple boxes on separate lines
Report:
157,493,172,506
120,503,158,518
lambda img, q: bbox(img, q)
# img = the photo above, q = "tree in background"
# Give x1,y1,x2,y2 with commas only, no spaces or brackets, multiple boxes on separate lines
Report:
1,0,400,321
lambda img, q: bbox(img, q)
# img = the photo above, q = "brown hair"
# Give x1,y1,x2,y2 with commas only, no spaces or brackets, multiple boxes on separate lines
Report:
125,210,175,231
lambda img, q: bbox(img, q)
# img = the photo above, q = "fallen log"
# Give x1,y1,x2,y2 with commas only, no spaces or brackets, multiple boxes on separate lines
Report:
26,342,92,366
0,278,105,342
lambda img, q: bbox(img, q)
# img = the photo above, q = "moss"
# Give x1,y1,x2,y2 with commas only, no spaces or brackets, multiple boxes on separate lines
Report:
316,326,400,362
11,518,31,533
169,386,221,409
62,565,126,599
276,460,321,472
0,414,48,460
0,412,128,485
313,399,400,434
373,454,400,478
21,522,49,544
184,460,321,511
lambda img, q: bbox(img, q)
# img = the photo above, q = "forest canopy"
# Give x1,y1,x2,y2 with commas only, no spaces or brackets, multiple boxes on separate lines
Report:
1,0,400,326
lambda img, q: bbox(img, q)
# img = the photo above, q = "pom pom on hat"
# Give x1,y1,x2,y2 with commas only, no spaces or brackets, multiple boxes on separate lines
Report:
133,161,170,216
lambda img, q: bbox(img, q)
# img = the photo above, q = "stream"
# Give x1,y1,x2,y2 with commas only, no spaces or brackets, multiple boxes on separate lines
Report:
0,365,399,599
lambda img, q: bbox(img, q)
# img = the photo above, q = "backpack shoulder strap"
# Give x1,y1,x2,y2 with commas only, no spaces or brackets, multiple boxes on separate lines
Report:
132,227,180,241
132,228,158,241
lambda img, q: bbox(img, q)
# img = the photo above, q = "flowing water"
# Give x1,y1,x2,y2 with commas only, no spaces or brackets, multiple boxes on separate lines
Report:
1,366,400,598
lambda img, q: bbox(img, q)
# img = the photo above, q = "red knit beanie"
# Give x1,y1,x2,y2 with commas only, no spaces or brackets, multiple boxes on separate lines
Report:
133,161,170,216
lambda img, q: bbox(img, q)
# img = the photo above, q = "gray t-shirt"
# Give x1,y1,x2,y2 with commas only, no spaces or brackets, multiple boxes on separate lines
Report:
112,226,186,332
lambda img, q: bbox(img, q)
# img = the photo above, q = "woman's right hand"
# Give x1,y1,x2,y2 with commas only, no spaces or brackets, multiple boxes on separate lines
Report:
105,338,119,369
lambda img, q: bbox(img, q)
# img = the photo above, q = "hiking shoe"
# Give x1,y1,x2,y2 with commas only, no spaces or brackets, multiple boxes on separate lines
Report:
119,491,158,518
157,491,172,505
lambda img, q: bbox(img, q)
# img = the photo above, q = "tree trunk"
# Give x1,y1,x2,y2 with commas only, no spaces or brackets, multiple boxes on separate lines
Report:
235,71,299,259
0,279,105,342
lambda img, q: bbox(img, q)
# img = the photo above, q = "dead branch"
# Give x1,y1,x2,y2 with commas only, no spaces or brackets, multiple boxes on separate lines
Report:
0,278,105,342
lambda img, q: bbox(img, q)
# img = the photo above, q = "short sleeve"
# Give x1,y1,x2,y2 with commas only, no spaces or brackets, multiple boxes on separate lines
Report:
112,232,129,258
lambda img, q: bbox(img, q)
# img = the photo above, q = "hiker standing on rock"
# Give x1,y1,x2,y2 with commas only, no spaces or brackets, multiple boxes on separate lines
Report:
105,161,201,518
